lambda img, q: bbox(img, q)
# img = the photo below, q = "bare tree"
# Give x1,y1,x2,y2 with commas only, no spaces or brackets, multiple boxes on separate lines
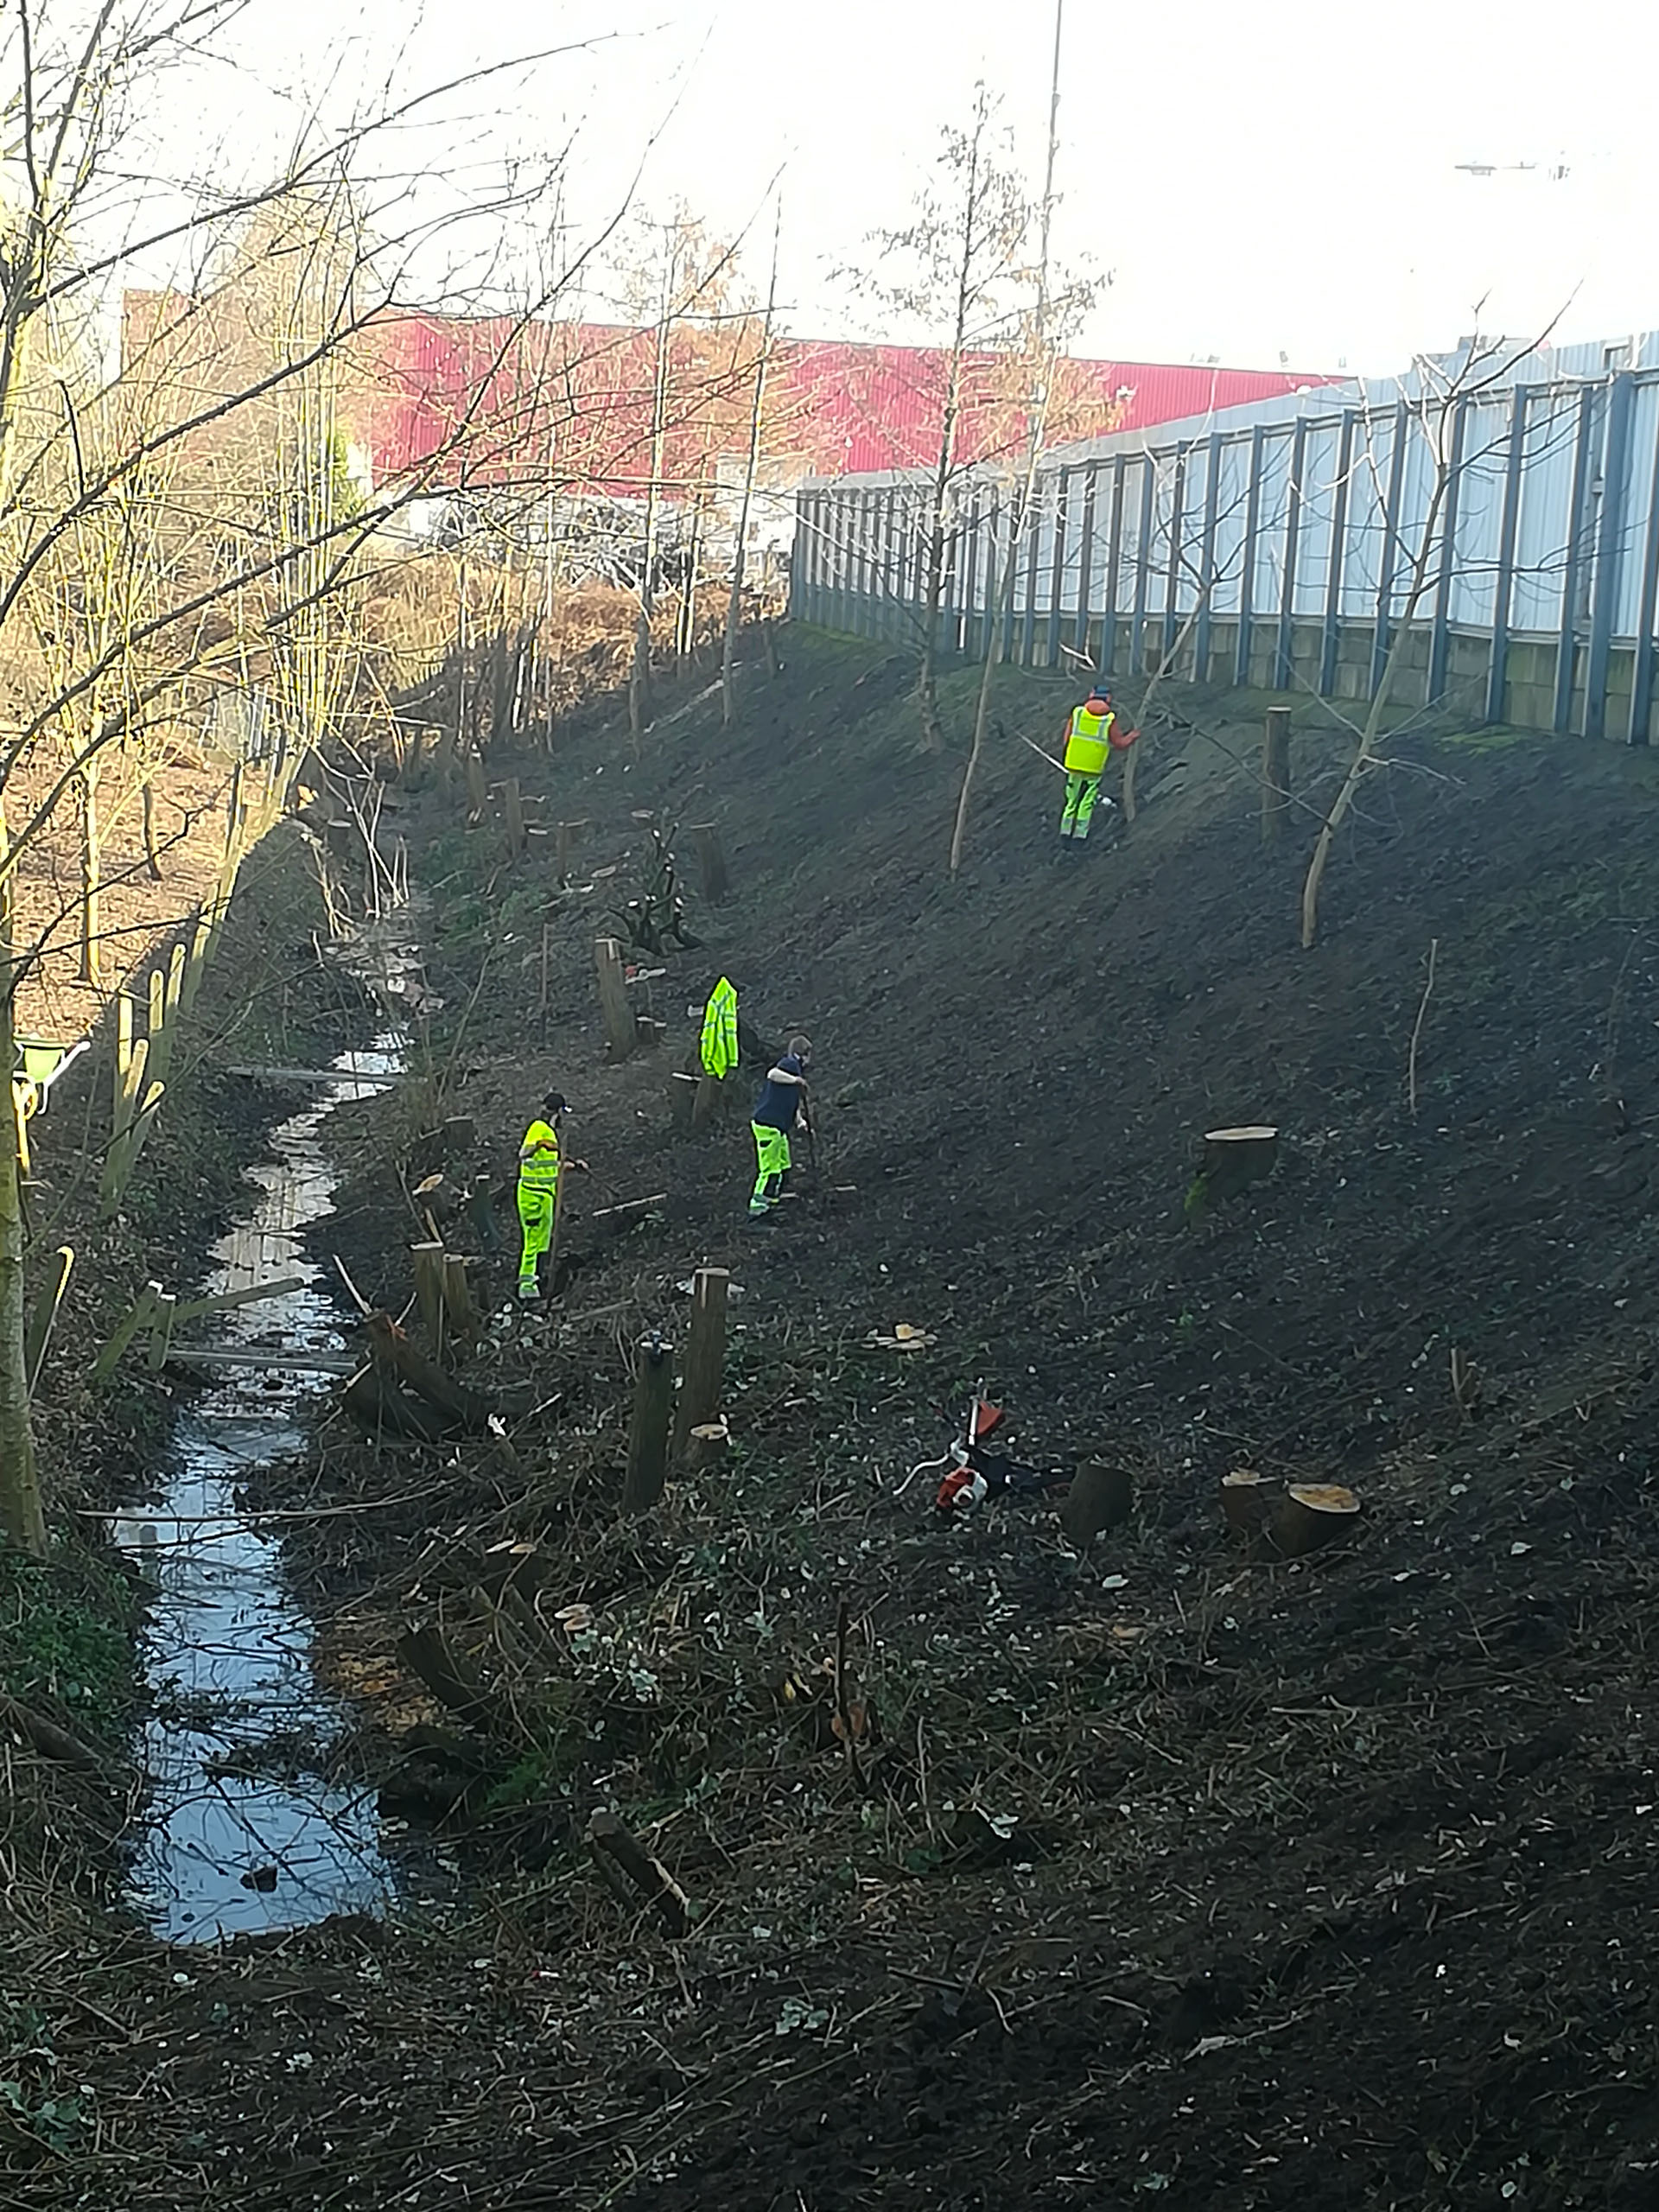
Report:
1300,328,1555,948
851,90,1038,753
0,0,597,1554
721,202,782,727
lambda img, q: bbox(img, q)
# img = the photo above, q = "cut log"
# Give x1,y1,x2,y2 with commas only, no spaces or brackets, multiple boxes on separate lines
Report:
1220,1467,1274,1538
1271,1483,1361,1558
1059,1462,1135,1547
0,1693,101,1774
586,1808,691,1935
340,1364,449,1442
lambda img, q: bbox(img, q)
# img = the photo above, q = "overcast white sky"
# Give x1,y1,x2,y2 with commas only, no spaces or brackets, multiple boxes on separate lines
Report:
154,0,1659,373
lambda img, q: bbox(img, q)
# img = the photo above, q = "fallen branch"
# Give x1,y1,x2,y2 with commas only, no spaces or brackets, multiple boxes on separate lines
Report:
586,1808,692,1935
1408,936,1440,1119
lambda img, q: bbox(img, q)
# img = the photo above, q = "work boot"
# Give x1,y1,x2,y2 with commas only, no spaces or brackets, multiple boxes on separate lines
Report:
518,1277,542,1301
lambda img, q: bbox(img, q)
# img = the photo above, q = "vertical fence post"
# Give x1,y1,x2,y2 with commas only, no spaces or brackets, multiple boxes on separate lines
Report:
1274,418,1307,690
1046,467,1071,668
1427,397,1471,706
1319,411,1357,698
1370,399,1410,698
1101,456,1127,677
621,1332,677,1518
1163,443,1189,674
1193,433,1223,683
1484,389,1529,725
1554,385,1599,734
1584,371,1636,740
1626,396,1659,746
1018,476,1041,664
1235,423,1267,686
1073,463,1098,662
1128,454,1155,675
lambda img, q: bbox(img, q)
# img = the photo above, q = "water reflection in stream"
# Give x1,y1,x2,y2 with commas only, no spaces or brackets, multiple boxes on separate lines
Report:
117,931,427,1942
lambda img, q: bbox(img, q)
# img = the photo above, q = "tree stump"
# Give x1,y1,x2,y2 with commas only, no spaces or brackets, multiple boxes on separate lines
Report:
594,937,636,1061
1195,1126,1279,1210
667,1072,700,1133
1220,1467,1274,1538
687,823,730,906
621,1333,676,1517
672,1268,729,1464
1060,1462,1135,1547
685,1421,729,1471
411,1242,446,1344
465,747,488,822
1271,1483,1361,1558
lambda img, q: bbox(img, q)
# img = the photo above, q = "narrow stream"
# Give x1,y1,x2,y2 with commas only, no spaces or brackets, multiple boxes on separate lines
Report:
117,929,424,1944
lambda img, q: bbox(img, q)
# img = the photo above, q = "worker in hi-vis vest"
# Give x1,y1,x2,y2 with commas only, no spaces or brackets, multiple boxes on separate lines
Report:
1059,685,1120,842
516,1090,569,1300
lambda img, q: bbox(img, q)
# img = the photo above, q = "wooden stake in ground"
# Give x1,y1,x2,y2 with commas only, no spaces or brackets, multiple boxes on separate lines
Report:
621,1332,676,1516
1270,1483,1361,1558
586,1809,692,1935
671,1267,728,1464
1262,706,1292,842
500,776,526,860
1060,1463,1134,1547
594,937,636,1061
23,1245,72,1396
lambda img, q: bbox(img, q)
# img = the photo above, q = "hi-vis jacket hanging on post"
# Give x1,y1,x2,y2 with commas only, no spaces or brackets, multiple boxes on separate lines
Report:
516,1091,567,1300
700,976,741,1079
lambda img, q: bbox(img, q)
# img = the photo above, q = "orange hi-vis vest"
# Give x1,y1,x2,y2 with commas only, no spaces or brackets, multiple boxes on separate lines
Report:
1063,701,1116,776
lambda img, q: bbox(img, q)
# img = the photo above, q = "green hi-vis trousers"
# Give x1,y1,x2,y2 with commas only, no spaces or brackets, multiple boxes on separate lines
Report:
750,1122,791,1214
1060,770,1103,838
517,1178,557,1285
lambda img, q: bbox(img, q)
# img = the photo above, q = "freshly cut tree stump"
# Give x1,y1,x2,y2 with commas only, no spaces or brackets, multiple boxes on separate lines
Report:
1271,1483,1361,1558
686,1421,729,1471
1060,1462,1134,1547
1220,1467,1274,1537
1201,1126,1279,1202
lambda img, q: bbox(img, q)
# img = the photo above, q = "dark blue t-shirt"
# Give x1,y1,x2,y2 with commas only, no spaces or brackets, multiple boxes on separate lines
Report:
753,1053,805,1131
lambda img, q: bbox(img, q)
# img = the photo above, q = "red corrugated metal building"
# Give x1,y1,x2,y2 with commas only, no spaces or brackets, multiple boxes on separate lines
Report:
360,315,1334,492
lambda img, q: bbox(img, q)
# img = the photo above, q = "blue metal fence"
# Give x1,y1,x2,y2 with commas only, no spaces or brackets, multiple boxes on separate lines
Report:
790,339,1659,742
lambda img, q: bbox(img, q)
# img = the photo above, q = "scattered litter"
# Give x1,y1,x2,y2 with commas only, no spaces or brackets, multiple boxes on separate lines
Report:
1510,1541,1532,1556
1100,1574,1129,1590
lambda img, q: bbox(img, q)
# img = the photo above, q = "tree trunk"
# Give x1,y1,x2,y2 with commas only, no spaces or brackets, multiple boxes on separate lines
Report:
1301,461,1448,947
631,260,673,747
77,762,99,987
0,803,46,1555
723,225,778,728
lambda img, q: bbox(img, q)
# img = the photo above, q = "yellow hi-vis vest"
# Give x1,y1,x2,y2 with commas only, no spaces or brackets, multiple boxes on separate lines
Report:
701,976,740,1079
1064,702,1116,776
518,1119,562,1193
